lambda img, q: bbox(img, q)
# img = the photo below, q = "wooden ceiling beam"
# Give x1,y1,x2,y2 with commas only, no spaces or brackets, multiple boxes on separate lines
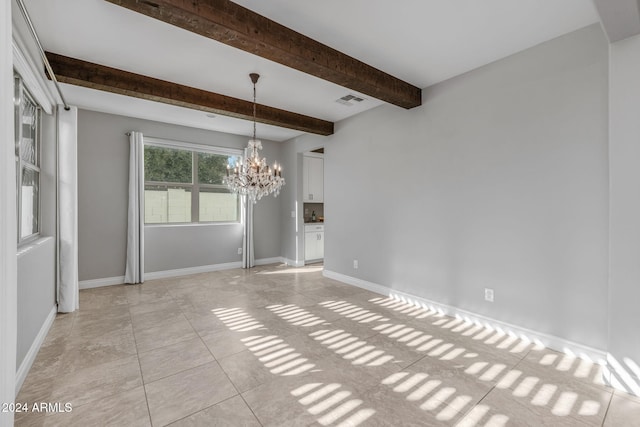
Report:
104,0,422,109
45,52,334,136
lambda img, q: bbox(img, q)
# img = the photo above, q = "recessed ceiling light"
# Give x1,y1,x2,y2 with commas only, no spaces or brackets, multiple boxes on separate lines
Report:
205,113,216,118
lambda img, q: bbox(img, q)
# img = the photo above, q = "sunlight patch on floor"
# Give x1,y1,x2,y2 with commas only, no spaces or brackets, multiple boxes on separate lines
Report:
368,295,441,319
319,301,389,323
267,304,329,327
211,307,265,331
257,265,324,275
380,370,478,422
212,310,317,377
291,383,375,427
212,282,611,426
309,328,396,367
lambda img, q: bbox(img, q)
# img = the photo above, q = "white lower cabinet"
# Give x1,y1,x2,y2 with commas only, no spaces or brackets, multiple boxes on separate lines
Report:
304,224,324,261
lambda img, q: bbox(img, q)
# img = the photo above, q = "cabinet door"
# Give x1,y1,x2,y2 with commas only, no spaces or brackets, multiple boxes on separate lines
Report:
317,231,324,259
305,232,318,260
303,156,312,202
303,156,323,202
308,157,324,202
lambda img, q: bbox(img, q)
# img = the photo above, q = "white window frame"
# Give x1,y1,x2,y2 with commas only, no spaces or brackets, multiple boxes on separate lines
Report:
143,137,243,226
14,73,41,244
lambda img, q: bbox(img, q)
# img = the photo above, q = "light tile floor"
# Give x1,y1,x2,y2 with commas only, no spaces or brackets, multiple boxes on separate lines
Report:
14,263,640,426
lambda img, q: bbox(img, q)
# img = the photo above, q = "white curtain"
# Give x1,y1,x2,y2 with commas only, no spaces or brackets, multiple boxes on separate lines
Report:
125,131,145,284
242,195,255,268
57,106,79,313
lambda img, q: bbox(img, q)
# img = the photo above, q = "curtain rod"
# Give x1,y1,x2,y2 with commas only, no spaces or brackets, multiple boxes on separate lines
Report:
124,133,243,156
15,0,70,111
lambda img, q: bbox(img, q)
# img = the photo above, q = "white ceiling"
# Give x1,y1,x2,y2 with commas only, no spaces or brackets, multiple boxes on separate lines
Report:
22,0,600,141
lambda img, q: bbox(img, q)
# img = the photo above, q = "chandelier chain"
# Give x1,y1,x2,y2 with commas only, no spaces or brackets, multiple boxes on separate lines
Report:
253,81,257,140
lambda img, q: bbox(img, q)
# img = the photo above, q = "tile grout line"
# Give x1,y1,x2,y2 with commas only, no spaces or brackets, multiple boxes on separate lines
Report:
126,285,155,427
238,393,266,427
23,286,154,426
147,279,226,426
204,292,267,427
25,291,146,424
453,384,499,427
26,287,154,423
201,288,373,426
172,275,263,426
600,390,615,427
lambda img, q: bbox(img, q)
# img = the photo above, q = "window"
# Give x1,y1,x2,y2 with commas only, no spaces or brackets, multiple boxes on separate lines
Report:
144,143,240,224
14,75,41,243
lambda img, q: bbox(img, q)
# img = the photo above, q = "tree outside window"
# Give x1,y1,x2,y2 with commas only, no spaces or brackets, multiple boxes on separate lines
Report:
144,145,239,224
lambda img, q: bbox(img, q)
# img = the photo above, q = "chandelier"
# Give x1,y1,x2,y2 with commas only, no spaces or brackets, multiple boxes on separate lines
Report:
224,73,285,204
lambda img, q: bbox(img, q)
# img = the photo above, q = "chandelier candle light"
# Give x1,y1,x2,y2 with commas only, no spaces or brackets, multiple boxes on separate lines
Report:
224,73,285,204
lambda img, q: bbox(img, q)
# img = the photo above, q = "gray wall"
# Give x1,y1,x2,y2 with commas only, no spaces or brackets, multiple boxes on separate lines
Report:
608,32,640,388
17,238,55,366
16,111,57,368
77,110,282,280
292,24,610,350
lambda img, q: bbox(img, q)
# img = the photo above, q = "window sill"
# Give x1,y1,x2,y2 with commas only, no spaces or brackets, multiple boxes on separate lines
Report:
17,236,54,258
144,222,241,228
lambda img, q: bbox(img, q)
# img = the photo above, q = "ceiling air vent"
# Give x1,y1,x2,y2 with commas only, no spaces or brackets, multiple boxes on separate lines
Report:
335,94,365,106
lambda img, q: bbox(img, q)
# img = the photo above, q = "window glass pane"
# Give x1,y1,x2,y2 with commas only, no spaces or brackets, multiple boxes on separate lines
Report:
198,152,233,185
199,188,238,222
144,185,192,223
144,146,192,183
20,168,39,238
20,97,37,164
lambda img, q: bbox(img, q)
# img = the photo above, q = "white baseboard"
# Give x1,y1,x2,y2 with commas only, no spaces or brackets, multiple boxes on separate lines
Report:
79,276,125,289
15,305,57,394
323,269,607,363
145,261,242,280
283,258,305,267
255,257,286,266
80,258,285,288
144,257,286,281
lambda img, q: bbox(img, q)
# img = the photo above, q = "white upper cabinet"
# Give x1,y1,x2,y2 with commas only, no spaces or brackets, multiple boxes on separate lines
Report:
303,155,324,202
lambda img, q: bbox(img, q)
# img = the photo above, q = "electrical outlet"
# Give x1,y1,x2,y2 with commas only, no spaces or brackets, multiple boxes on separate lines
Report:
484,288,494,302
238,247,243,255
353,259,359,269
